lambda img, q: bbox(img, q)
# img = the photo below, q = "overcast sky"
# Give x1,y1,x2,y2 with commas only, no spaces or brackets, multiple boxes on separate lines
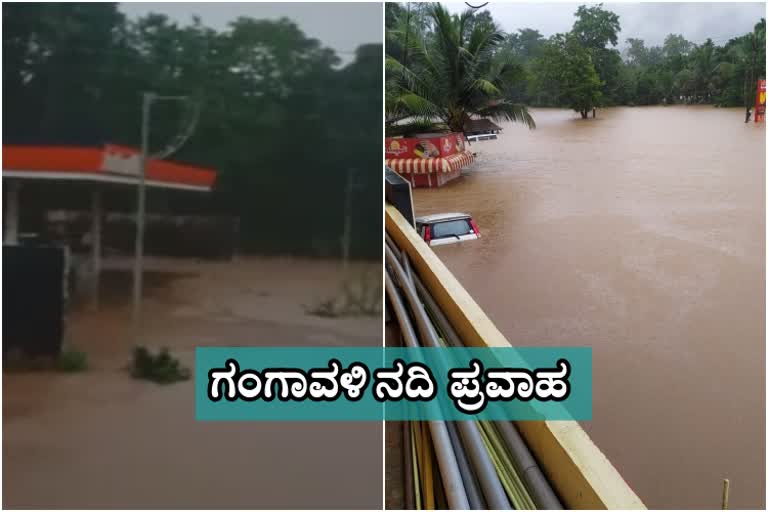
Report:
119,3,382,63
445,2,766,48
118,2,764,56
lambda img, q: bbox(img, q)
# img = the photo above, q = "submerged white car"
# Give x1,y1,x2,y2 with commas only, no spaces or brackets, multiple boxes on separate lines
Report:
415,213,481,246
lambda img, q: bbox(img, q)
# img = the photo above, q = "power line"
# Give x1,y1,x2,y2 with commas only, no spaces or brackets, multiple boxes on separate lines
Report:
151,96,200,160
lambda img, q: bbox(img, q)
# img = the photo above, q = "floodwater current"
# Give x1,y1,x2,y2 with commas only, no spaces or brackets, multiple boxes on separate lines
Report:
413,106,766,509
3,257,383,508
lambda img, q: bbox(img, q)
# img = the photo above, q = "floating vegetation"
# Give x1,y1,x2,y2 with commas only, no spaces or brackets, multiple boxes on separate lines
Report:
131,346,190,384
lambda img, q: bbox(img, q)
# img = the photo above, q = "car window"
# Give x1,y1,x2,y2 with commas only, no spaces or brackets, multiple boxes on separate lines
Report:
431,219,472,239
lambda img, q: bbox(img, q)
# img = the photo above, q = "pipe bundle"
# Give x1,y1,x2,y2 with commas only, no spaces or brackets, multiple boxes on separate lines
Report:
385,235,564,510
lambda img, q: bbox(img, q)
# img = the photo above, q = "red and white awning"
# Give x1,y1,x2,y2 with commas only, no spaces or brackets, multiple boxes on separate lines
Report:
385,150,474,175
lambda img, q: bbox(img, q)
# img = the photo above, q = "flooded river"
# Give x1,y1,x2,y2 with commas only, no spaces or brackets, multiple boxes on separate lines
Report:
3,257,382,508
414,106,765,509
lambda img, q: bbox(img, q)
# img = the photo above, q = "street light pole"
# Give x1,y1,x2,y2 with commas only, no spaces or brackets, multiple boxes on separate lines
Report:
131,92,197,342
132,92,153,337
342,168,354,273
342,167,365,274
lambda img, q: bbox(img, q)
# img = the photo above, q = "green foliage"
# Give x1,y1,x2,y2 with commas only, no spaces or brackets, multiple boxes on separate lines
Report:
532,33,602,117
304,269,382,318
617,21,766,108
4,348,88,372
569,4,620,103
506,28,546,61
572,3,621,49
579,11,764,108
381,1,764,112
386,3,534,134
3,3,382,259
131,346,190,384
56,349,89,372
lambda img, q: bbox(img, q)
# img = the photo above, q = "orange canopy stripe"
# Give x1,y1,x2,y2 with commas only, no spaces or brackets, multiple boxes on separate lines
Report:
3,145,103,172
2,145,216,188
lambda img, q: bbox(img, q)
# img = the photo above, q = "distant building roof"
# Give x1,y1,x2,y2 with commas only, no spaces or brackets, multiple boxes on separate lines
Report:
464,118,503,134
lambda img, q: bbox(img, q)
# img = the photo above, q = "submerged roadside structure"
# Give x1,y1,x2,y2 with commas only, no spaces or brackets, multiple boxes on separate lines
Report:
385,133,474,188
755,79,766,122
2,144,217,306
464,118,503,136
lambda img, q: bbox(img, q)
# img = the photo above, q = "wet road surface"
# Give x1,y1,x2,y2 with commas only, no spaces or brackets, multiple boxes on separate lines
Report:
3,257,383,508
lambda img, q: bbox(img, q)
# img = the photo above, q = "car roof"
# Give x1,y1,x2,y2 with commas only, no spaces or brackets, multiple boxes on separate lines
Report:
416,212,471,223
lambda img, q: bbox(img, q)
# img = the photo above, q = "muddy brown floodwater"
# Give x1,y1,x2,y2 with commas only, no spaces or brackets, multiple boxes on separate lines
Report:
414,106,765,510
3,257,382,509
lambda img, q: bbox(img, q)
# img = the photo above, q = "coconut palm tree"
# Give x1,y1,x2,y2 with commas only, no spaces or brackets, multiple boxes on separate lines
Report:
386,4,535,134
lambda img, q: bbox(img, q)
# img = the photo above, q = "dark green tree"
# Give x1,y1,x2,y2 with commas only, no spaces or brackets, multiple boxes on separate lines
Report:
532,33,602,118
507,28,546,60
572,4,622,104
3,3,383,259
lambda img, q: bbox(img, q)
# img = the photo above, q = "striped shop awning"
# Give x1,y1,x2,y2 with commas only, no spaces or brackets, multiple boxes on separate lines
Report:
385,150,474,175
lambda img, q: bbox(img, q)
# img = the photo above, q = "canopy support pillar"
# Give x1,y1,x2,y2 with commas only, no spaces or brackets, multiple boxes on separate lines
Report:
4,181,21,245
91,188,102,309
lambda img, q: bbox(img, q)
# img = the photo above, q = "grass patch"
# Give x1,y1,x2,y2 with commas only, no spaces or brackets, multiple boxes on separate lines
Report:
130,346,190,384
56,349,89,372
4,348,88,373
304,269,382,318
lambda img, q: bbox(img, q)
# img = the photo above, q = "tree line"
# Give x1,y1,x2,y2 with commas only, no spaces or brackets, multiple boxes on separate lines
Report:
3,3,382,259
386,2,766,127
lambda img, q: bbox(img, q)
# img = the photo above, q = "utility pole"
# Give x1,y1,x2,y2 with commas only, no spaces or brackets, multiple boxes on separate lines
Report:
132,92,153,337
744,29,758,120
751,31,757,105
132,92,197,341
341,168,364,274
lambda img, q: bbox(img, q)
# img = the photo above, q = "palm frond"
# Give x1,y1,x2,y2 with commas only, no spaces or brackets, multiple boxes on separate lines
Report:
396,92,442,119
387,3,536,132
473,101,536,129
472,78,501,96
